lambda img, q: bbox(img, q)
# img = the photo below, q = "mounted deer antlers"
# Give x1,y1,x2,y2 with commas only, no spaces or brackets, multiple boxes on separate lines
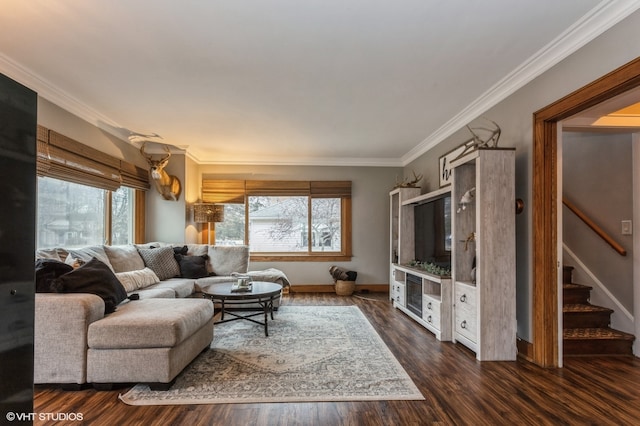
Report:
454,118,502,161
394,170,423,189
139,143,182,201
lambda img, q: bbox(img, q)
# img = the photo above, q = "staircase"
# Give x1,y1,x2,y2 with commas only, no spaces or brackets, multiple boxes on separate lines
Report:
563,266,635,356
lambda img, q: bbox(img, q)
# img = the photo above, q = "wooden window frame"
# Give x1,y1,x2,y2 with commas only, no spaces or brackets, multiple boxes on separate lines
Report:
202,180,352,261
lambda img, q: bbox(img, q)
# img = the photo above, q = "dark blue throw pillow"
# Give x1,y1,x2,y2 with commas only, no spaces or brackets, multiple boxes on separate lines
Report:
50,257,127,314
173,245,188,255
174,254,209,279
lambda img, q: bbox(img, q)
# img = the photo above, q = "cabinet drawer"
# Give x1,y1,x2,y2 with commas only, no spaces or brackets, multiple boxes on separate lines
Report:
393,283,405,307
455,310,477,342
422,296,441,329
455,284,477,341
455,284,477,309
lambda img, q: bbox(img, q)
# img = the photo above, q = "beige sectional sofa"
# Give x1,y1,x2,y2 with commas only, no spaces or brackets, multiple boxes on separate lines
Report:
34,243,289,389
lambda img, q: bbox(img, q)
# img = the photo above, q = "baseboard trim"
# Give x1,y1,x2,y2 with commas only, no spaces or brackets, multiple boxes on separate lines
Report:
517,337,534,362
291,284,388,293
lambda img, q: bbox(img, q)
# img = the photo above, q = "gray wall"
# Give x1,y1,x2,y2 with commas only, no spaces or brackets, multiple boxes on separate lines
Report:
145,154,189,244
37,98,148,170
563,132,633,311
198,164,400,286
405,9,640,342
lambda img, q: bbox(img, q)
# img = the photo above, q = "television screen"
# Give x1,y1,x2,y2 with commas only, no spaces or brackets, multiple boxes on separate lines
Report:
414,195,451,268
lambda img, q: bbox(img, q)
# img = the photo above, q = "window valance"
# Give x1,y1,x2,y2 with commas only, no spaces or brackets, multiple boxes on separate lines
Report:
201,179,351,203
201,180,246,204
36,126,150,191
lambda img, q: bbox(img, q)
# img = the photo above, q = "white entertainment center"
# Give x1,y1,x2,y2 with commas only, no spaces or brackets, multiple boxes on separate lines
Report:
389,148,517,361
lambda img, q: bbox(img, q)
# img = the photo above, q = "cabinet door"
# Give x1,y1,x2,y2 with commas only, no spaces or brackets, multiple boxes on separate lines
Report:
0,73,36,415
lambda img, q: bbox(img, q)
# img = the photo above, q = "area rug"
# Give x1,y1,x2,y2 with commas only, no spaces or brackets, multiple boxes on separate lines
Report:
119,305,424,405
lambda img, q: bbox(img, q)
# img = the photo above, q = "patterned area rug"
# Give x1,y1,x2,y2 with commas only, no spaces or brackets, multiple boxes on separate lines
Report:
119,305,423,405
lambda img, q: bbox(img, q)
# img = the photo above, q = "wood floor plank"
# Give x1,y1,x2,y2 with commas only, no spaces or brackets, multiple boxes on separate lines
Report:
33,292,640,425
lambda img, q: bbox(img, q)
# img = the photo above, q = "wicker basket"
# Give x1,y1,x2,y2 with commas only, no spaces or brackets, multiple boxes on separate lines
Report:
335,280,356,296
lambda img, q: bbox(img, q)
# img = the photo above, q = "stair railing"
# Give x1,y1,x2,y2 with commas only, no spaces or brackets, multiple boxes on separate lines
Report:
562,197,627,256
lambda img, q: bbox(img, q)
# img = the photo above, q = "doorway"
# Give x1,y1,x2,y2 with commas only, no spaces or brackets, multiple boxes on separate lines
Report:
532,57,640,367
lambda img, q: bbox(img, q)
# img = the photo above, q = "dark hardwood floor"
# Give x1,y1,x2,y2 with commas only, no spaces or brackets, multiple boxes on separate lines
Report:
33,292,640,425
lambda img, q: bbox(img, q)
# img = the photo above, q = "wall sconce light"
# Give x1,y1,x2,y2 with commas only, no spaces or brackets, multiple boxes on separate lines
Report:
193,203,224,244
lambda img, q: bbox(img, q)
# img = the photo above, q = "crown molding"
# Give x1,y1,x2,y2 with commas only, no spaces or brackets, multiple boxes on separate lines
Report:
0,52,125,134
401,0,640,166
192,155,403,168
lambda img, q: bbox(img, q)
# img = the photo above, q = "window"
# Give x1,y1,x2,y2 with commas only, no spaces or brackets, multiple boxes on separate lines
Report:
37,177,105,248
36,177,135,248
111,185,134,245
35,126,149,248
311,197,341,252
249,196,309,253
213,203,245,245
203,180,351,261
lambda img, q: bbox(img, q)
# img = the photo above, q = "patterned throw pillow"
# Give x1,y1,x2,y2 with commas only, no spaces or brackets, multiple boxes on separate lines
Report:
137,246,180,281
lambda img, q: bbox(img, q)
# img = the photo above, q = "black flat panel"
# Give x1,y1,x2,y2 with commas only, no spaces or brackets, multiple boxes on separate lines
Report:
0,73,37,421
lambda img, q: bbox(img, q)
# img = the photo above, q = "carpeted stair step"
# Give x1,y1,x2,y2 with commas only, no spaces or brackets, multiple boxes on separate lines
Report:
563,327,635,356
563,283,592,305
563,303,612,328
563,265,574,284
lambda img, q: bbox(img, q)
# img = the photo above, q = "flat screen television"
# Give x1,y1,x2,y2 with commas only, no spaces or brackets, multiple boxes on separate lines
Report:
413,194,451,269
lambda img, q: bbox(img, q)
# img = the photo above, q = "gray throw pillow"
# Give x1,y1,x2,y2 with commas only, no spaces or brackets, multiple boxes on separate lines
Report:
104,245,146,273
66,245,113,271
137,246,180,280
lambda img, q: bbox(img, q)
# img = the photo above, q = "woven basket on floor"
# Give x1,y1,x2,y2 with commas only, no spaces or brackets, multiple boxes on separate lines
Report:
335,280,356,296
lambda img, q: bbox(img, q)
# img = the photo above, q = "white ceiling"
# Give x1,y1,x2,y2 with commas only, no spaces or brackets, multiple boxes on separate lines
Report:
2,1,639,166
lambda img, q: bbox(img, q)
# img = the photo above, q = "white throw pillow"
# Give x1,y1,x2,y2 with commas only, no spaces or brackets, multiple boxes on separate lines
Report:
116,267,160,293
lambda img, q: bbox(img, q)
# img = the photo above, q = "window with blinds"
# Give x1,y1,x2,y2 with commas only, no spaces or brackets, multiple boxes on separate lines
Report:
202,179,352,261
36,126,150,191
35,126,148,247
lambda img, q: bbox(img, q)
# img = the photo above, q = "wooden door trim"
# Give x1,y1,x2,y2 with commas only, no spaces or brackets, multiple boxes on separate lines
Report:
532,56,640,367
